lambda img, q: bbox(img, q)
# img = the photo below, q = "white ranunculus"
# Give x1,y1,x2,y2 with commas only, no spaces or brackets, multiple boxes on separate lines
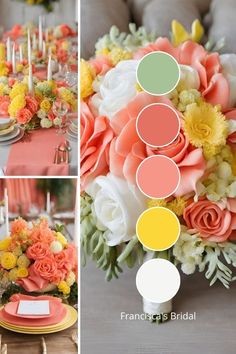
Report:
179,65,200,90
86,173,146,246
220,54,236,107
91,60,139,119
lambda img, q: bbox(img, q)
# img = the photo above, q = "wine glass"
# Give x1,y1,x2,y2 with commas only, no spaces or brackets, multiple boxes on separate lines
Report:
52,100,69,135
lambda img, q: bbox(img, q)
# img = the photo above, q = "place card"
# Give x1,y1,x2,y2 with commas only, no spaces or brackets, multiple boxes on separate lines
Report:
17,300,50,315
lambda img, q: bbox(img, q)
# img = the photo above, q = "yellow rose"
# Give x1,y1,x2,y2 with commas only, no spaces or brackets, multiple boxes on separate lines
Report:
17,267,29,278
0,237,11,251
12,246,23,257
10,82,28,99
16,63,23,73
55,232,68,247
58,281,70,295
8,268,18,281
8,94,26,118
40,99,51,112
1,252,17,270
66,271,76,287
0,62,9,76
17,254,30,268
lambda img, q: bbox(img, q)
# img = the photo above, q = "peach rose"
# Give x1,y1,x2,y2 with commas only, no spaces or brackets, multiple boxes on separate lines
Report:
134,38,229,110
25,95,38,114
27,242,50,260
0,96,10,115
16,108,33,124
30,220,55,245
33,256,60,282
11,218,28,234
54,249,72,276
80,101,114,190
89,56,112,76
183,200,235,242
109,92,206,196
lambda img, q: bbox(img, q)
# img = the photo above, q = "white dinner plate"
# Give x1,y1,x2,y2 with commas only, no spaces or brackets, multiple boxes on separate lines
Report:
0,128,24,146
0,126,20,142
67,127,77,140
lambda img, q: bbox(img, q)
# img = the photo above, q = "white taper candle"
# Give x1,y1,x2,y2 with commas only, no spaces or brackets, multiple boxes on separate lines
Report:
4,188,9,237
6,37,11,62
47,54,52,81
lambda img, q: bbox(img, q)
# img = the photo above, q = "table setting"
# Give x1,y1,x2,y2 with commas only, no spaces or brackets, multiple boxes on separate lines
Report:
0,179,78,353
0,17,78,176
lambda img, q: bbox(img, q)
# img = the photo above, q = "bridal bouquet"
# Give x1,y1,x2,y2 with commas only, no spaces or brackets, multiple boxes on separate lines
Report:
81,20,236,316
0,218,77,297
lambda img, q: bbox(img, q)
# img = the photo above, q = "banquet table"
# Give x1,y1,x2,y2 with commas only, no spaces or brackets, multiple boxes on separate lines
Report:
0,322,78,354
0,128,78,176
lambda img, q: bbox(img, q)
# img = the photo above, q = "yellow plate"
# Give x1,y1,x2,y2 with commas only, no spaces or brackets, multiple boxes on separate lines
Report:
0,124,15,136
0,305,78,334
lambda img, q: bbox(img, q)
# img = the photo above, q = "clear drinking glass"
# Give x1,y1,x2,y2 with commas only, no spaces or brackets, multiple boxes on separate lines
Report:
52,100,69,135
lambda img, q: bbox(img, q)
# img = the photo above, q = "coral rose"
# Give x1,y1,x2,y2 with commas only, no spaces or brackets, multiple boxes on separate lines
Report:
11,218,28,234
0,96,10,115
30,219,55,245
26,242,50,260
16,108,33,124
80,101,114,190
25,95,38,114
109,92,206,196
183,200,236,242
134,38,230,110
33,256,60,282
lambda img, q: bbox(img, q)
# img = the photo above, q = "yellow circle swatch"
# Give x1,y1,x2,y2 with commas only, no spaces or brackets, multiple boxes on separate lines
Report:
136,207,180,251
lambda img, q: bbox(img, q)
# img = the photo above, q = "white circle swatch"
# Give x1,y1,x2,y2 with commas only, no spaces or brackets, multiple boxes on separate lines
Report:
136,259,181,303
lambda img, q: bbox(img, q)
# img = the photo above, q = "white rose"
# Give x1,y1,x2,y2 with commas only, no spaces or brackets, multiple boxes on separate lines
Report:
220,54,236,107
86,173,146,246
91,60,139,119
50,241,63,254
179,65,200,90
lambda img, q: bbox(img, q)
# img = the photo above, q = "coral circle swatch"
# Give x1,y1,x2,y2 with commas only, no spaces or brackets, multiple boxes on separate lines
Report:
136,207,180,251
136,51,180,95
136,155,180,199
136,103,180,147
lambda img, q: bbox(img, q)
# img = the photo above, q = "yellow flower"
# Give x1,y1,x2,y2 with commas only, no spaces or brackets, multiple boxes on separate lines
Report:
1,252,17,270
0,238,11,251
172,19,204,46
0,62,9,76
12,246,23,257
16,63,23,73
167,197,187,216
108,47,132,66
40,98,51,112
183,102,228,159
56,232,68,247
66,271,76,287
17,254,30,268
10,82,28,99
17,267,29,278
0,83,5,96
8,94,26,118
0,43,5,61
147,199,167,208
8,268,18,281
59,87,74,104
96,48,110,57
80,60,94,99
136,83,143,92
58,280,70,295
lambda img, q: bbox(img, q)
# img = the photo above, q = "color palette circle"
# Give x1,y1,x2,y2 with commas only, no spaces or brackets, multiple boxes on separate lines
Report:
136,51,180,96
136,259,181,303
136,103,180,147
136,155,180,199
136,207,180,251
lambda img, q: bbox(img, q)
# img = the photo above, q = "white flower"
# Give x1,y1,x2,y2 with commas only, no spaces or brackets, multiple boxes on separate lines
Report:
91,60,139,119
86,173,146,246
220,54,236,107
179,65,200,90
50,241,63,254
40,118,53,128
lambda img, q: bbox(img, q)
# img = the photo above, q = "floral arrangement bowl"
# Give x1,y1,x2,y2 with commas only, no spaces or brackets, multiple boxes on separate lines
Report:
81,20,236,321
0,218,77,301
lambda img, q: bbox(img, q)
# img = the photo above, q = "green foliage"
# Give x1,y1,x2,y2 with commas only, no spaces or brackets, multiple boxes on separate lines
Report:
36,179,73,198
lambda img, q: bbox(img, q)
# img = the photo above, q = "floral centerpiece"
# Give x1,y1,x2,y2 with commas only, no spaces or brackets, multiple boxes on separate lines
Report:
0,218,77,303
16,0,59,12
81,20,236,321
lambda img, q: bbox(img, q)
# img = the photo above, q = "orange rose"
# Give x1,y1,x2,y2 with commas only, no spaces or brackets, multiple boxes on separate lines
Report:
183,200,234,242
27,242,50,260
30,219,55,245
25,95,38,114
33,257,59,282
16,108,33,124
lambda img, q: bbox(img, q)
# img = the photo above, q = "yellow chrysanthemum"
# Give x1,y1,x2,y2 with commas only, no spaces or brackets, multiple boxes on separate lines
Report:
96,48,110,57
8,94,26,118
59,87,74,104
0,83,5,96
40,98,51,112
183,102,228,159
10,82,28,99
0,62,9,76
17,254,30,268
167,197,187,216
147,199,167,208
0,238,11,251
58,280,71,295
0,43,6,61
8,268,18,281
56,232,68,247
1,252,17,270
17,267,29,278
108,47,132,66
80,60,94,99
16,63,24,73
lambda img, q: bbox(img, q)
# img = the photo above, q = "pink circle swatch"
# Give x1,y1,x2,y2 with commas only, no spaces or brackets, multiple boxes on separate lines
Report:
136,155,180,198
136,103,180,147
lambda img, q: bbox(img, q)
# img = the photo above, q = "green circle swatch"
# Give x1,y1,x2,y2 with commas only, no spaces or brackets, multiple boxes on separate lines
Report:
137,51,180,95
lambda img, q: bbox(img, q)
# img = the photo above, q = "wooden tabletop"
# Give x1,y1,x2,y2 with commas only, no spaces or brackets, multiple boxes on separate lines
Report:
0,323,78,354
